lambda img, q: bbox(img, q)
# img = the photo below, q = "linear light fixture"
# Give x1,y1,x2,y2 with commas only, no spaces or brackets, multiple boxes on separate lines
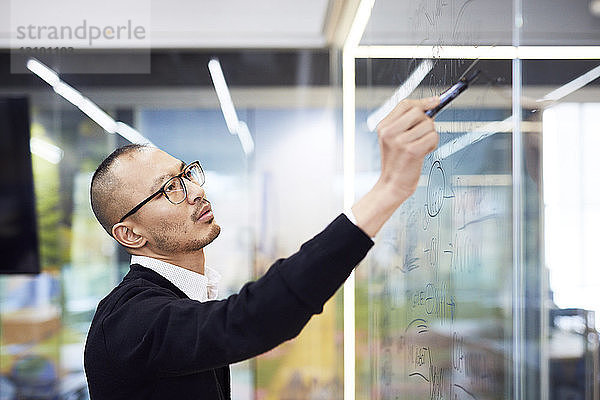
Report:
235,121,255,155
26,58,154,147
366,59,434,131
432,116,513,160
538,64,600,102
208,59,240,134
30,137,64,164
354,45,600,60
208,58,254,155
78,98,118,133
52,81,84,107
25,59,60,85
344,0,376,50
591,0,600,16
114,122,155,146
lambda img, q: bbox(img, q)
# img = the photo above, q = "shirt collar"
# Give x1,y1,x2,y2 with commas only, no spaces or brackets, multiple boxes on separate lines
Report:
130,255,220,302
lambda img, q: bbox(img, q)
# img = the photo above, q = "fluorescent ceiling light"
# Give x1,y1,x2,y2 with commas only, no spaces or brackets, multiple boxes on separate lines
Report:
591,0,600,16
538,64,600,102
235,121,255,155
26,58,154,147
432,116,513,160
30,137,64,164
354,46,600,60
208,58,254,155
78,99,118,133
366,59,434,131
26,59,60,85
208,58,239,134
115,122,155,147
344,0,376,50
53,82,84,106
518,46,600,59
355,45,516,59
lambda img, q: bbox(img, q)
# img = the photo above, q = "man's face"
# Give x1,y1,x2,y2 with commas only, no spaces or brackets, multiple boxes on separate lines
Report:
117,147,220,255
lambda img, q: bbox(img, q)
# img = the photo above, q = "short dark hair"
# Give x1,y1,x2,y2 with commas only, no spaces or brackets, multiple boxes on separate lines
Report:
90,144,149,235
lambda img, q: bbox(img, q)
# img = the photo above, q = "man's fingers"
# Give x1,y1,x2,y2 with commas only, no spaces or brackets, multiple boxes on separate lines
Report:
396,97,439,113
420,96,440,110
381,107,426,136
400,118,436,144
409,130,439,156
378,96,439,130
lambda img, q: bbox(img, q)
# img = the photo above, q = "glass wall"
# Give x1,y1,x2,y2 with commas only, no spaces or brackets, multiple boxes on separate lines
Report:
354,61,515,400
521,2,600,400
352,0,599,399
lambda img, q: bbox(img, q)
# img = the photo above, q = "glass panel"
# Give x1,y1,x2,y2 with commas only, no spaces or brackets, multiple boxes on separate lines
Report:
521,1,600,46
355,56,514,400
356,1,517,399
520,0,600,399
360,0,513,46
249,108,344,400
356,0,599,399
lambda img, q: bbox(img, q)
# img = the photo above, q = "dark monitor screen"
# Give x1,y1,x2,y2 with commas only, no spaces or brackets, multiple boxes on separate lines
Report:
0,97,40,274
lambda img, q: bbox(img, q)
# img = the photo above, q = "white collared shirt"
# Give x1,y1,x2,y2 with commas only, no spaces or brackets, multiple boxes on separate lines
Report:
131,255,221,302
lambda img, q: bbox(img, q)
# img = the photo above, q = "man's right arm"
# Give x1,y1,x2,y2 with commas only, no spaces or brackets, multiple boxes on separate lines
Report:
94,97,439,378
98,214,372,378
351,97,440,238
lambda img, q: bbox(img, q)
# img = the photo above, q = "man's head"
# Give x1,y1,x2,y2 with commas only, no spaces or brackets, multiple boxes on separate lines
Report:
90,145,220,257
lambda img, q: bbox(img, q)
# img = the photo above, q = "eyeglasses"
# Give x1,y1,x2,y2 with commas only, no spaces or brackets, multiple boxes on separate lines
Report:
118,161,205,223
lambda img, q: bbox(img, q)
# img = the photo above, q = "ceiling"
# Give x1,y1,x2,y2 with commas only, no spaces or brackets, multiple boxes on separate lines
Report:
0,0,348,49
363,0,600,46
144,0,334,48
1,0,598,49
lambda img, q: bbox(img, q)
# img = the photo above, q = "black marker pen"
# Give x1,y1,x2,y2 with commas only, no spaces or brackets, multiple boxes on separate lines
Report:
425,69,481,118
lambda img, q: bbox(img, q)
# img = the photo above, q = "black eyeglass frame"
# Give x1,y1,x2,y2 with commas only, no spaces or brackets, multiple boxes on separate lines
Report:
117,161,205,223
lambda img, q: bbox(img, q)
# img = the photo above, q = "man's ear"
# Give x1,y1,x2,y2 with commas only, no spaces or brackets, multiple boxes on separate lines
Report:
112,223,147,249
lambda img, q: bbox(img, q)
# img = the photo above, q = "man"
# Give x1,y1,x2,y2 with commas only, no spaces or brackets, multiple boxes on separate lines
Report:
84,97,440,399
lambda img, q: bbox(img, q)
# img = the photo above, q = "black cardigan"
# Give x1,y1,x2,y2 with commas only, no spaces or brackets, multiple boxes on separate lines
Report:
84,214,373,399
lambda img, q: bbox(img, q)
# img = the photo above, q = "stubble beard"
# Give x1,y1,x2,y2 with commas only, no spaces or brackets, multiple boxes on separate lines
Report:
152,220,221,254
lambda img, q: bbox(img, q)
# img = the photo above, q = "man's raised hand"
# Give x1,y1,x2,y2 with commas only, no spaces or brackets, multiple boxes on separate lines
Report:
376,96,440,202
350,97,440,238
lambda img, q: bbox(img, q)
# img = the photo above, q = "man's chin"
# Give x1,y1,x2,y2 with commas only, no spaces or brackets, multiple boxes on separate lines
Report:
209,223,221,242
197,223,221,249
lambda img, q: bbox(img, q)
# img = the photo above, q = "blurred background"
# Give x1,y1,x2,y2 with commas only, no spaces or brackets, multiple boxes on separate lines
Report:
0,0,599,399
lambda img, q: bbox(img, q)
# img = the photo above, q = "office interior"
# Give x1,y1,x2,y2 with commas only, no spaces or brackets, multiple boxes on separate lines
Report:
0,0,599,399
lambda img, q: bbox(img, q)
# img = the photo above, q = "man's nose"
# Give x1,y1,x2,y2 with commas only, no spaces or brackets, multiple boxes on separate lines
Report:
186,179,205,204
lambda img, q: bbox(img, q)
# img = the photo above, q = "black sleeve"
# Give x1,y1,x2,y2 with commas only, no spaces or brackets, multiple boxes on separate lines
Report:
102,214,373,377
